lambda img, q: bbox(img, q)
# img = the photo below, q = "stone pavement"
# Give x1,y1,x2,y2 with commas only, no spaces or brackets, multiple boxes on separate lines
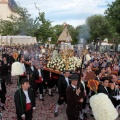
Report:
1,77,120,120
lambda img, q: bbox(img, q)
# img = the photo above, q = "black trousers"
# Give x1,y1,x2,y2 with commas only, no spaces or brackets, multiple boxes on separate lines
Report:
5,73,11,84
57,94,67,105
43,81,48,90
82,96,86,109
0,92,6,104
17,109,33,120
111,98,120,108
66,109,79,120
35,82,43,94
67,116,79,120
48,79,58,88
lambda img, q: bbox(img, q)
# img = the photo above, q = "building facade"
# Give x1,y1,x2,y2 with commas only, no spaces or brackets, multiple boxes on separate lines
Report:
0,0,18,20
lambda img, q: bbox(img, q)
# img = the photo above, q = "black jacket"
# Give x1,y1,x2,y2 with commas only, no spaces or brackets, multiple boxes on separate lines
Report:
1,63,8,76
98,84,115,99
8,55,15,65
79,81,86,94
66,85,83,120
42,70,50,82
27,66,36,75
58,75,69,97
34,68,43,81
0,76,6,94
14,88,36,117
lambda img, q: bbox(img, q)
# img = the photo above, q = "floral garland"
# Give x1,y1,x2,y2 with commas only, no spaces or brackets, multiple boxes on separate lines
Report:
90,93,118,120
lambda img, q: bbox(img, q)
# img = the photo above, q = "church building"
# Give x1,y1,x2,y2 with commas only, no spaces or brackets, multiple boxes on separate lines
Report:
0,0,18,20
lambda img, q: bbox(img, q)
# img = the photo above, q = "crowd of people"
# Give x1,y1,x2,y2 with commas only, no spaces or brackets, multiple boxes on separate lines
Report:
0,44,119,120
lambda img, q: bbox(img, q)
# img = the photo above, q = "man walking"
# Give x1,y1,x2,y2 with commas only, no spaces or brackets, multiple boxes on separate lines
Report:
54,71,70,117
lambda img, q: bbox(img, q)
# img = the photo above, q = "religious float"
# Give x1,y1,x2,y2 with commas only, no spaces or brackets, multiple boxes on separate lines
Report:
44,23,82,74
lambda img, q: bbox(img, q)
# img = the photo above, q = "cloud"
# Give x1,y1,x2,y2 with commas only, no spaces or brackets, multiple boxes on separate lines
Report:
15,0,115,27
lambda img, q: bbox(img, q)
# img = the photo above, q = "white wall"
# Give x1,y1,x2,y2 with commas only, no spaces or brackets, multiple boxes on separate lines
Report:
0,2,19,20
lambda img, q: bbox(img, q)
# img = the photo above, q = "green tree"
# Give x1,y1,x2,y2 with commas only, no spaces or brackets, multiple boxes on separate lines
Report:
67,25,77,44
34,11,55,43
105,0,120,35
0,20,14,35
86,14,111,51
74,25,81,44
11,5,37,36
86,14,110,42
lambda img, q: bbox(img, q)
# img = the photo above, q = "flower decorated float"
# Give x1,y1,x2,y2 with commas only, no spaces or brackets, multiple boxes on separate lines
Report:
44,22,82,73
45,47,82,73
88,80,118,120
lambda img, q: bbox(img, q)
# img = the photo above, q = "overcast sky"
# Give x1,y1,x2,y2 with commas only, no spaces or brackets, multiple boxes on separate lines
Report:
15,0,115,27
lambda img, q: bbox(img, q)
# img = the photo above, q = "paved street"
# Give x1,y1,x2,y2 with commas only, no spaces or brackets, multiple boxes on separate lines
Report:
1,77,120,120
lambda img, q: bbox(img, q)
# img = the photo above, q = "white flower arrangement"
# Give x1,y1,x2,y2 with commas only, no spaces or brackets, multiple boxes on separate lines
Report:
47,57,65,71
47,56,81,71
90,93,118,120
11,62,24,76
68,57,81,71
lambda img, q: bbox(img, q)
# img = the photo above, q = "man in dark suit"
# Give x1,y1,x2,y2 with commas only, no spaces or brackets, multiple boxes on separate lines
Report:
0,55,3,65
98,77,115,99
0,75,6,110
14,78,36,120
66,74,84,120
48,72,59,95
7,52,15,65
110,74,120,108
54,71,70,117
27,62,36,80
34,64,44,101
26,62,37,92
42,69,50,94
79,73,87,120
2,51,8,61
1,58,8,85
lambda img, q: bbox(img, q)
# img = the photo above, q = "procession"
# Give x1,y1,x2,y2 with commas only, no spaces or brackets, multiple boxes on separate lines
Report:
0,0,120,120
0,35,119,120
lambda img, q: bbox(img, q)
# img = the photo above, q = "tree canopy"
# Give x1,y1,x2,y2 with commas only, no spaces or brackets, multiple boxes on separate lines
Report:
86,14,110,43
105,0,120,35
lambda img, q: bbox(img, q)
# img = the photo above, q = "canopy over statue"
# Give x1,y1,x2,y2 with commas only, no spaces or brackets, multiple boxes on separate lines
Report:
57,23,72,44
